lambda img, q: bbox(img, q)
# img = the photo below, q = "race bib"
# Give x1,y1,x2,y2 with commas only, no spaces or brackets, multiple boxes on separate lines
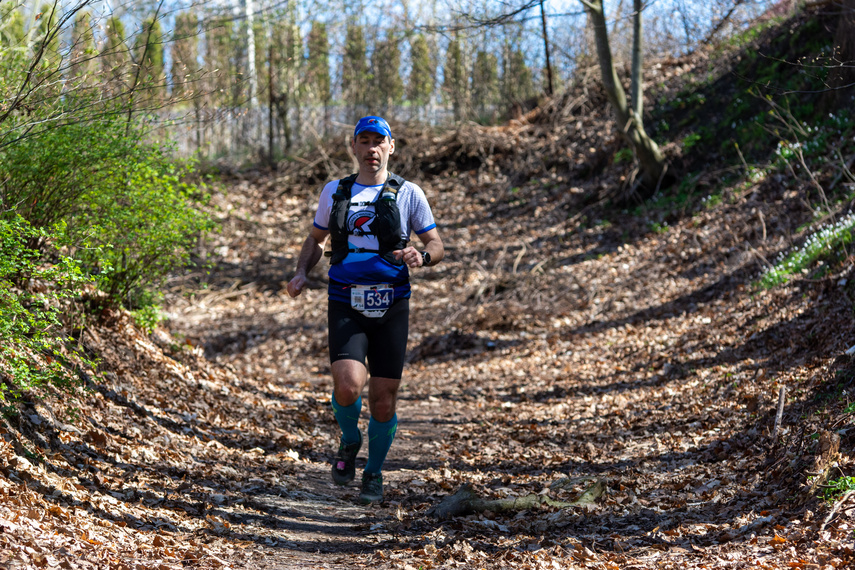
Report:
350,284,393,318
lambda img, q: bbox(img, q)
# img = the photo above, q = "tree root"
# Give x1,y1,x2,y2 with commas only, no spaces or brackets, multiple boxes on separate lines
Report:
428,478,606,520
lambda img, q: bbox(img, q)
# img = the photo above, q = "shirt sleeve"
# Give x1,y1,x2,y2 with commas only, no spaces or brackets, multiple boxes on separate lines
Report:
407,182,436,235
312,181,338,231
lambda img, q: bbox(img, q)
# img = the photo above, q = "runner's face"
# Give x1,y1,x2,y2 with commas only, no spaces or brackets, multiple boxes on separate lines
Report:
352,132,394,175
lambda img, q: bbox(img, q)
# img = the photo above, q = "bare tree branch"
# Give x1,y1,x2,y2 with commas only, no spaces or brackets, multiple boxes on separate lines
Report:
701,0,747,46
0,1,94,128
125,0,166,134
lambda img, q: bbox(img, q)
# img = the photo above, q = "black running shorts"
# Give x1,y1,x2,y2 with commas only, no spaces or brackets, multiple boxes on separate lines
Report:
328,298,410,379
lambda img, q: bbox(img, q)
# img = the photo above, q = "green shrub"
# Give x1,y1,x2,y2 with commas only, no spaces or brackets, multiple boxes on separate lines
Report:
0,2,210,404
614,148,633,164
649,221,669,234
0,215,93,401
682,133,702,152
0,115,212,310
771,109,853,205
702,194,723,209
130,302,164,334
0,117,137,234
759,212,855,288
821,475,855,503
69,140,212,309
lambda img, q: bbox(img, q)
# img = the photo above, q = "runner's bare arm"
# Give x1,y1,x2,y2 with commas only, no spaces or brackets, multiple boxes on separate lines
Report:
287,226,330,298
393,228,444,269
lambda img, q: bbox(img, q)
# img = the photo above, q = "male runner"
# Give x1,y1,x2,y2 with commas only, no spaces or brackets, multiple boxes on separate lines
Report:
287,116,444,503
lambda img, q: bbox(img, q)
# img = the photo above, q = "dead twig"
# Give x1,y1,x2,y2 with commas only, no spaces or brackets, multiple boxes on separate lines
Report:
512,242,527,274
820,490,855,532
829,151,855,192
746,241,774,272
772,385,786,443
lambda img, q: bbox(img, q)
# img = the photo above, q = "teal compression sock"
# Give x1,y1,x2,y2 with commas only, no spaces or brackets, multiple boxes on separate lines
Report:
331,394,362,445
365,414,398,475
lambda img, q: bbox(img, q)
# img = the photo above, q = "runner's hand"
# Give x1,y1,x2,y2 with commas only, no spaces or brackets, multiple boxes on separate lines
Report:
393,247,423,268
287,274,308,298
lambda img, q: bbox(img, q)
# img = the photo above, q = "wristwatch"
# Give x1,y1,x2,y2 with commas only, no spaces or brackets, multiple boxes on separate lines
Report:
420,251,431,266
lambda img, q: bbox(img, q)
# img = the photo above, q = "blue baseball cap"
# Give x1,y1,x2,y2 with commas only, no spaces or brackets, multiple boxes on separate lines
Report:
354,116,392,139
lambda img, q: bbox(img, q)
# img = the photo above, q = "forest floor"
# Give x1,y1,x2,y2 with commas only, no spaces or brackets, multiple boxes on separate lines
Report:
3,45,855,567
4,127,855,568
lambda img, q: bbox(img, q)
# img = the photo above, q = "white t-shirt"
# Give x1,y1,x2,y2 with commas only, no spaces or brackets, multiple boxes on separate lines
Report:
312,176,436,301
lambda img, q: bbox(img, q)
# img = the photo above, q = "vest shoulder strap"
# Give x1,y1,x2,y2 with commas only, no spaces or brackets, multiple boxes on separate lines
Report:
334,173,359,199
372,172,405,205
385,172,405,195
337,172,406,204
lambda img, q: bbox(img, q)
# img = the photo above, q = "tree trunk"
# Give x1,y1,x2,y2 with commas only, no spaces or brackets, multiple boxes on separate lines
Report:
583,0,665,191
540,0,554,96
245,0,258,108
630,0,643,119
267,29,275,168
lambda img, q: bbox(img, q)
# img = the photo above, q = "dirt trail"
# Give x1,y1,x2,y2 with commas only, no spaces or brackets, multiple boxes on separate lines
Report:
3,118,853,568
155,164,855,569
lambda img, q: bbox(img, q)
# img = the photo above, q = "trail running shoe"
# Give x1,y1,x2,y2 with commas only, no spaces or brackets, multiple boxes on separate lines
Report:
331,434,362,486
359,471,383,504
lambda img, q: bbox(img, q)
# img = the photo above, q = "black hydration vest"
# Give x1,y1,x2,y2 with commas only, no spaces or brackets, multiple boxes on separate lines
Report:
327,172,408,266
